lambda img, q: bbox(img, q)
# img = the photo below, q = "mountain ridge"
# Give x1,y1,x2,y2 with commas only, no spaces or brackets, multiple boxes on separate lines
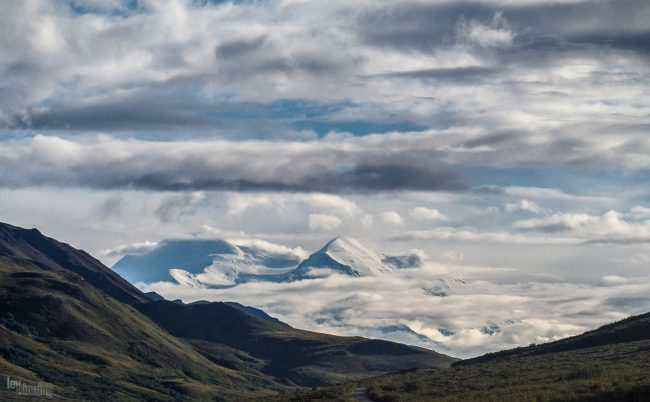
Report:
0,221,457,398
0,223,148,305
287,236,394,281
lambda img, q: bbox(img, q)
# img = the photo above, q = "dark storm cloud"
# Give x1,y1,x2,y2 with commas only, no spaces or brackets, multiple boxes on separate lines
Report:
26,94,220,131
106,163,466,193
376,66,498,81
0,135,468,194
216,36,268,59
358,0,650,54
303,163,467,193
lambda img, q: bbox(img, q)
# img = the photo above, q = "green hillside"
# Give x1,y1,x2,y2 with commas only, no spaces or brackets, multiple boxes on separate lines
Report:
287,312,650,402
0,221,456,399
138,300,457,387
0,257,282,401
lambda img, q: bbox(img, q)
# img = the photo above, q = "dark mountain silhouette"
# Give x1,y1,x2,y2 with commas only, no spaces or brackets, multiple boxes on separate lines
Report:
138,300,455,386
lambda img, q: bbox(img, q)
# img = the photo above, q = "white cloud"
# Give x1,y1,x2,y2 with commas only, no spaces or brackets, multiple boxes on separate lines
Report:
505,199,543,214
308,214,342,231
514,209,650,243
227,237,309,260
410,206,448,221
392,227,581,245
630,205,650,219
456,12,514,48
380,211,404,225
99,240,158,258
143,261,650,358
600,275,627,286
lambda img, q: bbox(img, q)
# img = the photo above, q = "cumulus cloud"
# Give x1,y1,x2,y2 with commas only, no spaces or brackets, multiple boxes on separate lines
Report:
99,240,158,258
410,206,448,221
514,209,650,243
504,199,543,214
380,211,404,225
308,214,343,231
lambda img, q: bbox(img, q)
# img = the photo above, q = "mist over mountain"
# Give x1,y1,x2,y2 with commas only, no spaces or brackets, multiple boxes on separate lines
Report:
0,222,456,399
113,238,302,286
2,0,650,399
113,236,423,288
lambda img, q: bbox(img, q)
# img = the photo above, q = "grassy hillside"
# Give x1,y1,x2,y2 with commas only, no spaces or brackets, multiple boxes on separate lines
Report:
138,301,457,387
0,223,148,305
0,221,457,398
286,312,650,401
362,340,650,402
0,257,283,401
456,312,650,366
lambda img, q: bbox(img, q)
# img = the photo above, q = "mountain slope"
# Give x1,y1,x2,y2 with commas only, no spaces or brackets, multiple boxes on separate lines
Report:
294,312,650,401
0,222,457,395
137,300,457,386
287,237,393,280
113,239,299,286
0,256,281,401
0,223,148,305
456,311,650,366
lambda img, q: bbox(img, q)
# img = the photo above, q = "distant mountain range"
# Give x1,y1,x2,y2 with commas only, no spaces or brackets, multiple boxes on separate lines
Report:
113,235,422,287
0,222,455,400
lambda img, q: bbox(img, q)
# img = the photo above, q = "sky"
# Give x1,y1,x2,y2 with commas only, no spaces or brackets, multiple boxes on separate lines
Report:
1,0,650,357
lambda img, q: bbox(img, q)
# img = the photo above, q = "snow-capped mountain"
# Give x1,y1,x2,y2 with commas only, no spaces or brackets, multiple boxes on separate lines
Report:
286,236,395,280
112,239,300,286
113,236,423,287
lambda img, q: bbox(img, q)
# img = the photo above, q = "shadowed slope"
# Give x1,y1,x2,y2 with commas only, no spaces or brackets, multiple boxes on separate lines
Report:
0,223,147,305
138,300,457,387
0,257,282,401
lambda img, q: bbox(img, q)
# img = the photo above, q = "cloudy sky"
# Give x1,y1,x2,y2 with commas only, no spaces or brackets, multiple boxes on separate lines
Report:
1,0,650,356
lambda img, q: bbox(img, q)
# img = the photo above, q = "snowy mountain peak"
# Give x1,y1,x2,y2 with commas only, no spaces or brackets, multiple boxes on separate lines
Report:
287,236,393,280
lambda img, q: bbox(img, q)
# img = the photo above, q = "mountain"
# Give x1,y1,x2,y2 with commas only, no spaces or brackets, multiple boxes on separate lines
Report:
188,300,291,328
294,312,650,401
0,223,148,305
222,301,292,328
287,236,394,280
137,300,457,387
0,222,457,399
114,236,423,287
0,242,281,400
113,239,299,286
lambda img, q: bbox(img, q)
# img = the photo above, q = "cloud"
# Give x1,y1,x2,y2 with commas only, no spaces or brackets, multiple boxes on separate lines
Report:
99,240,159,259
514,209,650,243
143,260,650,358
1,0,650,359
504,199,543,214
0,134,469,193
410,206,448,221
379,211,404,225
308,214,343,231
226,238,309,261
455,12,514,49
630,205,650,219
392,227,581,245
